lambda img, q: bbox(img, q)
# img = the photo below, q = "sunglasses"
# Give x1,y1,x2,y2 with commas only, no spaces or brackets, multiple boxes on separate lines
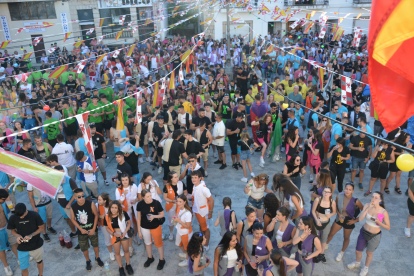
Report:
189,160,196,162
261,176,270,180
77,195,85,199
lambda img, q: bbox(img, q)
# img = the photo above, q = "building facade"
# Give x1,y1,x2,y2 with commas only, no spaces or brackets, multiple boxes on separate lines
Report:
207,0,371,40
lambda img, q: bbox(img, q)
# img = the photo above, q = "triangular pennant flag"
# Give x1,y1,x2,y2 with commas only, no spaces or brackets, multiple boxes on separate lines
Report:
126,44,135,57
135,91,142,124
179,65,184,81
112,50,120,58
116,100,124,131
74,61,87,74
115,30,123,41
86,28,95,35
73,40,85,48
15,28,25,35
63,32,72,42
14,72,31,84
152,82,160,108
97,35,105,43
99,19,105,27
168,70,175,89
119,15,126,25
32,37,42,46
338,17,344,24
47,47,57,54
22,52,33,60
356,13,362,19
49,65,68,79
131,27,138,33
95,53,107,64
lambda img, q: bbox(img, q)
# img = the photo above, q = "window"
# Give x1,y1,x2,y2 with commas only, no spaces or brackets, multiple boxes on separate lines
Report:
99,8,132,40
137,7,154,41
9,2,57,21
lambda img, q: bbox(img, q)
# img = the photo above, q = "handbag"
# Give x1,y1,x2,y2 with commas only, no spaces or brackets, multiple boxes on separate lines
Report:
157,203,166,225
127,227,135,237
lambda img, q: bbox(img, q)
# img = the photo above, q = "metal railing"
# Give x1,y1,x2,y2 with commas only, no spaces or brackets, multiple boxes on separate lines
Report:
284,0,329,5
102,30,133,39
353,0,372,4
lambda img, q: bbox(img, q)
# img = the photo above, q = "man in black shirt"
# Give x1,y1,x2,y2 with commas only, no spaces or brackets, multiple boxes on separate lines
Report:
349,127,372,190
191,108,212,131
8,203,44,276
90,124,108,185
183,129,205,158
152,115,169,174
114,151,133,184
349,104,366,128
236,67,248,97
161,129,188,184
226,113,246,170
70,189,103,271
65,74,77,91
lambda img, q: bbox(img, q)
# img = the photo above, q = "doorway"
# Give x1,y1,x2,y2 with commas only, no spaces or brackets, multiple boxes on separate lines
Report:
81,24,96,47
31,35,45,63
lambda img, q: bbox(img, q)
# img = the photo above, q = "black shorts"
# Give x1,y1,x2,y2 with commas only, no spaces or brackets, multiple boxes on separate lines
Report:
216,145,225,153
389,162,400,172
104,118,114,130
370,163,388,179
65,122,77,136
334,216,356,230
229,139,238,155
408,198,414,216
157,146,163,157
163,161,170,181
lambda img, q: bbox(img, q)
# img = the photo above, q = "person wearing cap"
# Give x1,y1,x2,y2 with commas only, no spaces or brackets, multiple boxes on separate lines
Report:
87,96,104,134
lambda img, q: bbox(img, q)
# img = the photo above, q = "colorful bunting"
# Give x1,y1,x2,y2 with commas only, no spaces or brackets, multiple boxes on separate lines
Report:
116,100,125,131
115,30,123,41
22,52,33,60
152,82,160,108
126,45,135,57
49,65,68,79
15,28,25,35
32,37,42,46
95,53,107,64
168,70,175,89
341,76,353,106
73,40,85,48
75,113,97,170
63,32,72,42
86,28,95,35
99,19,105,27
135,91,142,124
119,15,126,25
74,61,87,74
318,67,324,91
304,21,314,34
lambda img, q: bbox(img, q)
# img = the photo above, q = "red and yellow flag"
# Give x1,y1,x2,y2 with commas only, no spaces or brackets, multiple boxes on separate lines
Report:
152,82,159,108
173,6,180,12
63,32,72,42
99,19,105,27
73,40,85,48
304,22,314,34
126,45,135,57
168,70,175,89
49,65,68,79
356,13,362,19
116,100,124,130
115,30,123,41
331,23,338,34
22,52,33,60
265,44,274,55
368,0,414,131
144,19,151,26
95,53,107,64
0,41,11,49
318,67,324,91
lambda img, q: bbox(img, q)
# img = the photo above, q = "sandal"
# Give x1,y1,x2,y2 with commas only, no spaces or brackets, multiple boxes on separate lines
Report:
395,187,402,194
384,187,390,194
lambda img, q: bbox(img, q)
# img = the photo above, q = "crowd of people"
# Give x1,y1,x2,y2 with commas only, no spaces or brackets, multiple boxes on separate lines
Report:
0,25,411,276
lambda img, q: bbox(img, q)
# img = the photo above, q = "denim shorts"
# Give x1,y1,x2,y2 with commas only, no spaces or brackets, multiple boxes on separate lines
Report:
409,169,414,179
247,196,264,210
240,150,251,160
352,157,367,170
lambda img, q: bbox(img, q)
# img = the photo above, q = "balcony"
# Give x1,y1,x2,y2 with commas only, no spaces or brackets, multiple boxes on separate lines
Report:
98,0,152,9
284,0,329,6
352,0,371,7
102,30,133,39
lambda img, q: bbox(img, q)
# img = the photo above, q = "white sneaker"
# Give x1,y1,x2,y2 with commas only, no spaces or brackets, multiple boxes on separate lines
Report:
169,233,174,241
310,174,314,181
158,167,162,174
179,253,187,259
405,227,411,237
139,157,144,163
260,157,265,164
162,234,168,240
4,266,13,276
203,245,209,252
205,171,208,177
109,252,115,261
178,260,187,267
129,246,134,256
289,253,295,259
335,251,344,262
276,154,280,161
359,266,369,276
251,172,255,177
104,180,109,186
146,157,152,162
259,162,264,168
347,261,361,269
241,177,248,183
120,248,125,256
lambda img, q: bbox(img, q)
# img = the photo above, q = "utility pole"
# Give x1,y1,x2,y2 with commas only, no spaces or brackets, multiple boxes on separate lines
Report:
226,1,230,65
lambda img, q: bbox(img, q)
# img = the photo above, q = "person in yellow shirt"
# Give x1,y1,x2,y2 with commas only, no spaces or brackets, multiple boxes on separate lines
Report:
299,76,308,100
272,84,285,103
245,87,255,125
251,83,259,98
179,95,194,115
272,76,280,89
285,79,294,95
280,75,290,90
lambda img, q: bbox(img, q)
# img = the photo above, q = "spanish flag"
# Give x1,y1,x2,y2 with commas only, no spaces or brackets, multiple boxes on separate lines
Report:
304,22,314,34
0,40,11,49
99,19,105,27
368,0,414,131
73,40,85,48
95,53,107,64
261,5,270,12
144,19,151,26
22,52,33,60
152,82,159,108
318,67,324,91
126,45,135,57
280,9,286,16
265,44,274,55
49,65,68,79
168,70,175,89
63,32,72,42
115,30,123,41
173,6,180,12
116,100,124,131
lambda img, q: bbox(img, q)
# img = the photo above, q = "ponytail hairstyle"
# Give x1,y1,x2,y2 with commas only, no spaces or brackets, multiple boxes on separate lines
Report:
187,232,204,259
373,191,385,209
177,194,192,214
269,249,287,276
245,207,256,218
277,206,291,221
222,197,232,209
300,216,318,237
247,221,263,234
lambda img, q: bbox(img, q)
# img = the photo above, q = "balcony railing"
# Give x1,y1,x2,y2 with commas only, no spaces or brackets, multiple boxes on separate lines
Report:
353,0,371,4
284,0,329,6
98,0,152,9
103,30,133,39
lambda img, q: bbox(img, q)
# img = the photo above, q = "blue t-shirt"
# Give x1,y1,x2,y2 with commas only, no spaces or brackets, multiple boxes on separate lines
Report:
294,109,303,126
77,157,93,182
308,113,319,130
338,106,348,116
286,118,300,130
0,171,9,187
327,112,341,121
330,123,343,147
293,56,301,70
277,55,286,68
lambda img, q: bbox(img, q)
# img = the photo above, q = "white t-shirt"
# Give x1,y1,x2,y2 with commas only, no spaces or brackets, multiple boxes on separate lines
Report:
114,70,125,84
192,183,211,215
137,180,162,203
151,57,157,69
176,208,192,235
180,113,192,126
212,120,225,146
20,83,32,97
27,184,50,205
52,142,76,167
80,158,96,183
139,65,149,77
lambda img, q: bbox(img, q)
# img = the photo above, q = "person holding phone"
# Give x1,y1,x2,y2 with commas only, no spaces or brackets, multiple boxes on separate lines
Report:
327,138,350,192
347,192,390,276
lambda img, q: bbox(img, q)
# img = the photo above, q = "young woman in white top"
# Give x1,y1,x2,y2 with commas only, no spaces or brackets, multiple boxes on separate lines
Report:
137,172,162,202
96,193,116,261
163,172,188,241
115,174,139,255
244,173,273,222
347,192,390,276
213,231,243,276
172,194,193,267
273,174,306,227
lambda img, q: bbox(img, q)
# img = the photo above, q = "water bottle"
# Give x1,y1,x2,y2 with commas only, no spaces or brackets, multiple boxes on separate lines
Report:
58,232,65,247
104,261,111,275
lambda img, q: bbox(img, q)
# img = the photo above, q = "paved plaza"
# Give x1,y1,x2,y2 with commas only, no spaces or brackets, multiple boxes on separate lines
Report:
2,137,413,276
